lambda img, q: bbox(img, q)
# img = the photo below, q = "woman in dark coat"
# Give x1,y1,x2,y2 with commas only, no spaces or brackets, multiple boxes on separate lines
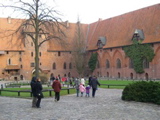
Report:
35,78,43,108
30,76,37,107
52,78,61,102
89,76,100,98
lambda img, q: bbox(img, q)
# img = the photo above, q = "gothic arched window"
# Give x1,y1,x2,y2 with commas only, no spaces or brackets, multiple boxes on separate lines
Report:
116,59,121,68
106,59,110,68
64,62,67,69
53,63,56,70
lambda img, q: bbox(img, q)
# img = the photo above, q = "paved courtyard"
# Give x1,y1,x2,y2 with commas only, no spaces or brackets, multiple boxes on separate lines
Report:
0,88,160,120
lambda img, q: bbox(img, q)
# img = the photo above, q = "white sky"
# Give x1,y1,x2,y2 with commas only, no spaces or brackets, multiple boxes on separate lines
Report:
55,0,160,23
0,0,160,24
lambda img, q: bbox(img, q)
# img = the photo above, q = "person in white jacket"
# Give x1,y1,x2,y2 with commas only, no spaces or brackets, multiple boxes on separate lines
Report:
80,77,85,86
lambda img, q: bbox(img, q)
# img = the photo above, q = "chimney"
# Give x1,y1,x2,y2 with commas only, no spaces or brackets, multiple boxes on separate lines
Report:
7,16,11,24
98,18,102,21
66,20,69,28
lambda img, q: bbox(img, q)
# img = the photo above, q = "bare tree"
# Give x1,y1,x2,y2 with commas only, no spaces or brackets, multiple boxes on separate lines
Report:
0,0,66,77
72,21,87,76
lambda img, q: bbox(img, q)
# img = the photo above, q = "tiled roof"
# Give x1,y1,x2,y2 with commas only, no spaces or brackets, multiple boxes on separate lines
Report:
87,4,160,50
48,22,89,51
0,18,25,51
0,4,160,52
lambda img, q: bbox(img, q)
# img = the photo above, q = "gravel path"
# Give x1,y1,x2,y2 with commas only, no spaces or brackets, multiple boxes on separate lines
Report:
0,88,160,120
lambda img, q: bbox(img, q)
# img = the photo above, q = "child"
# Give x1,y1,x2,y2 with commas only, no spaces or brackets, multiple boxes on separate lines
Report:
85,85,91,97
79,84,85,97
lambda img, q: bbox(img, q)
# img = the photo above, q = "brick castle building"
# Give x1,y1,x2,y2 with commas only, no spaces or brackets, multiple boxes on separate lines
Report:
0,4,160,80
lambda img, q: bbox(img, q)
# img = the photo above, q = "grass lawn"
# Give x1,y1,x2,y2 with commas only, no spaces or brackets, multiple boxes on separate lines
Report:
97,80,135,89
0,87,76,98
1,80,158,98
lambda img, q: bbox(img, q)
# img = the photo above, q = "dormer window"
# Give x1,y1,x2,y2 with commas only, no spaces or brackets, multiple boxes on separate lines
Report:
97,40,103,48
97,36,106,49
132,29,144,41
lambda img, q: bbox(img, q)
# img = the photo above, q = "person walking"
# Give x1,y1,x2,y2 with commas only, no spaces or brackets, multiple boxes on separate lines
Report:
74,78,80,97
79,84,85,97
85,85,91,97
52,78,62,102
89,76,100,98
35,78,43,108
80,77,85,86
50,73,55,85
30,76,37,108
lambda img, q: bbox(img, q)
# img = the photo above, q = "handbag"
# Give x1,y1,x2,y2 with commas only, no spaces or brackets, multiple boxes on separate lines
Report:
37,92,44,98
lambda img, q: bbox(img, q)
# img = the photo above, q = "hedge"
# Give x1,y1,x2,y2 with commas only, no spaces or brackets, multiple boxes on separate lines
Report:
121,81,160,105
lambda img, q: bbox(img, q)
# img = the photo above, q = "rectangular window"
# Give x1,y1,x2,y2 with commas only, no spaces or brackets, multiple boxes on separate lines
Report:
19,58,22,62
31,62,35,67
58,51,61,56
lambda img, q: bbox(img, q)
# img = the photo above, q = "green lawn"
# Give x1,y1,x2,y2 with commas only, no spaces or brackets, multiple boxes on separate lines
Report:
94,80,135,89
1,80,158,98
0,87,76,98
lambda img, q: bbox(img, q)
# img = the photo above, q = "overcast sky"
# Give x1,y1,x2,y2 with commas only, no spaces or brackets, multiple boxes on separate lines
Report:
0,0,159,24
55,0,160,23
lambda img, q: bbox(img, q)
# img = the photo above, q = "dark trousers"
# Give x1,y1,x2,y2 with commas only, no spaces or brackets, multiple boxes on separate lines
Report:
76,89,79,97
55,92,60,101
92,88,97,97
32,96,37,107
36,97,41,107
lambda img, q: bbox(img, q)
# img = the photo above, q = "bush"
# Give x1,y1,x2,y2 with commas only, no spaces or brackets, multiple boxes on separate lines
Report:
121,81,160,105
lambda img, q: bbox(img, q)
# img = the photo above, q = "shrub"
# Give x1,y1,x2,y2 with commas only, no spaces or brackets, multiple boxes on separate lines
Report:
121,81,160,105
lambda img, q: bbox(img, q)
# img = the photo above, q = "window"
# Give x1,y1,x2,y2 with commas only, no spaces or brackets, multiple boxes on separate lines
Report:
132,33,140,41
21,65,23,69
143,58,149,68
31,62,35,67
19,52,21,55
63,62,66,69
106,59,110,68
8,59,11,65
132,29,144,41
107,72,109,77
53,63,56,69
116,59,121,68
129,59,134,68
97,40,103,49
39,52,41,57
31,52,34,57
58,51,61,56
69,63,72,69
19,58,22,62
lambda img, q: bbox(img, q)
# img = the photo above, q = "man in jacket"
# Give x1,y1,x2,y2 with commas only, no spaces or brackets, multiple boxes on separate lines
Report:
89,76,100,98
52,78,61,102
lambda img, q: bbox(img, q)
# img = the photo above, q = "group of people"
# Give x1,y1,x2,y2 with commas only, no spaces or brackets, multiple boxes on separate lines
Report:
30,76,61,108
30,77,43,108
75,76,100,98
30,75,100,108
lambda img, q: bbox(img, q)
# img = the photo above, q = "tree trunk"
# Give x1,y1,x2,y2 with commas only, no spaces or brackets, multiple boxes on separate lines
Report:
35,0,39,77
